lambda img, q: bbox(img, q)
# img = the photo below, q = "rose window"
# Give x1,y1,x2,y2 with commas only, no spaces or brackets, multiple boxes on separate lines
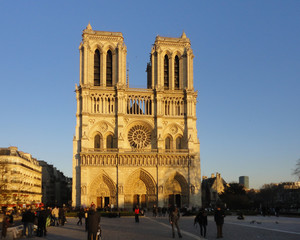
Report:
128,125,151,149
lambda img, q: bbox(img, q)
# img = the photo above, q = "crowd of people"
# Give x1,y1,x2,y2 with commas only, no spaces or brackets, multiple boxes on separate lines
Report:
1,205,67,239
1,204,226,239
137,204,225,239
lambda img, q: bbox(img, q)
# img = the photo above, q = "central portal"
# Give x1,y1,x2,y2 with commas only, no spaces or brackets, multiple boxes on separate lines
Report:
124,168,157,209
133,194,147,208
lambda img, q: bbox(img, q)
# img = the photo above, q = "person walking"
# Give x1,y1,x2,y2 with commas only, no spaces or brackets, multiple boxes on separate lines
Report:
77,208,84,225
214,206,225,238
194,208,208,238
134,205,140,223
87,206,101,240
169,207,182,238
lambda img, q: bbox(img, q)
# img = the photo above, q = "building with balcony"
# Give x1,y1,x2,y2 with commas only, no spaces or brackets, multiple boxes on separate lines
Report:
39,161,72,207
0,146,42,206
72,24,201,209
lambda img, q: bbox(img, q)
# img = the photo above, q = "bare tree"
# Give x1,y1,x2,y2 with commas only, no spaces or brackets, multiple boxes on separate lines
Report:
293,159,300,180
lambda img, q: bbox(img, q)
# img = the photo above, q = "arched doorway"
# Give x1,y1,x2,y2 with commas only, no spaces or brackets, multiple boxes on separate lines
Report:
164,172,189,208
124,168,157,209
89,173,116,209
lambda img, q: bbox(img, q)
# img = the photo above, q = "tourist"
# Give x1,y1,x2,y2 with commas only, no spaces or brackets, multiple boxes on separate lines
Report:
59,207,66,226
51,206,59,226
214,206,225,238
194,208,208,238
28,208,35,237
37,206,47,237
1,211,11,239
162,207,167,217
8,210,13,224
134,205,140,223
22,207,30,237
85,207,89,231
152,205,157,217
169,206,182,238
77,207,84,225
87,205,101,240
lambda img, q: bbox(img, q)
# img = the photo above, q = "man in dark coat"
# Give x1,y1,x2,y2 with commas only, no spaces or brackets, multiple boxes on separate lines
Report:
37,207,47,237
214,206,225,238
87,206,101,240
22,207,30,237
28,208,35,237
77,207,84,225
59,207,66,226
194,208,208,238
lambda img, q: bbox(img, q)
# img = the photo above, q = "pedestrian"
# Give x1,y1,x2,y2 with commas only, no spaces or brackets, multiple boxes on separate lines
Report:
22,207,30,237
169,206,182,238
7,211,13,224
28,208,35,237
153,205,157,217
85,207,89,232
37,207,47,237
1,211,11,239
77,207,84,225
46,207,52,227
59,207,66,226
158,207,162,217
134,205,140,223
51,206,59,226
214,206,225,238
194,208,208,238
162,207,167,217
87,205,101,240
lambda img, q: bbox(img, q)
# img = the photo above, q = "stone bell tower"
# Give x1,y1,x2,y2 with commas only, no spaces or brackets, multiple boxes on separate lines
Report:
72,24,201,209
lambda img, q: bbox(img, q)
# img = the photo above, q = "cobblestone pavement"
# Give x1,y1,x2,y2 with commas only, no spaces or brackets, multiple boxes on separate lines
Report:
18,214,300,240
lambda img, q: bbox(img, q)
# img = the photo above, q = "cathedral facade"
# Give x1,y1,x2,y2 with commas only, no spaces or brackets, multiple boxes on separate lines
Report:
72,24,201,209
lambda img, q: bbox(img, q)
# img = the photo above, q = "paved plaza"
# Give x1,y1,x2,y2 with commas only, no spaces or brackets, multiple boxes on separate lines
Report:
17,214,300,240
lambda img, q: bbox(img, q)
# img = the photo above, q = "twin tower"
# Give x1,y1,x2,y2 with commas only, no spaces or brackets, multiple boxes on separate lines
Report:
72,23,201,209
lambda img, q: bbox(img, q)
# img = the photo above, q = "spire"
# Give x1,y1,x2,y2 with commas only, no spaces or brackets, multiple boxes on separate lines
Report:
181,31,187,39
86,22,92,30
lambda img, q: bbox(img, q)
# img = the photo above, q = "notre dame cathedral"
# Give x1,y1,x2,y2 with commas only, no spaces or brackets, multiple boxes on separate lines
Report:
72,23,201,209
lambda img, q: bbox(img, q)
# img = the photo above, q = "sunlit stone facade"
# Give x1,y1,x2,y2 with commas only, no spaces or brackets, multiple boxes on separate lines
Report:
0,146,42,205
72,24,201,209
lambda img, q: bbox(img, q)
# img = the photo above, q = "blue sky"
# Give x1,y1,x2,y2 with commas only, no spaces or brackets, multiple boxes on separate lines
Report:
0,1,299,189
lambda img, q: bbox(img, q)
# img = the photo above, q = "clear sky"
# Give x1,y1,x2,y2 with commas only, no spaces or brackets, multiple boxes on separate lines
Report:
0,1,299,189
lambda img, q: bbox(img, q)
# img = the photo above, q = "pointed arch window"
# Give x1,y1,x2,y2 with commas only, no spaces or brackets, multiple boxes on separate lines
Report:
176,136,183,150
94,49,100,86
106,50,113,87
165,136,172,150
106,135,114,149
164,55,169,90
174,55,179,90
94,134,102,149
